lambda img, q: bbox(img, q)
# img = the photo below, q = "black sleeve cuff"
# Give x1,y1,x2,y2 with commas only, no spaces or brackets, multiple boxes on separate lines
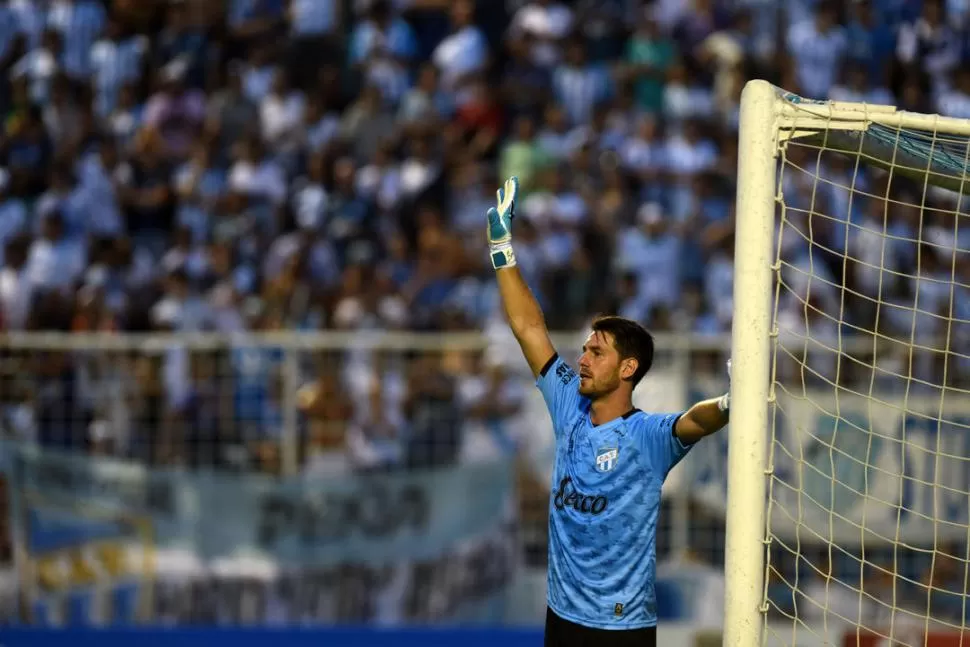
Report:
671,413,696,446
539,353,559,377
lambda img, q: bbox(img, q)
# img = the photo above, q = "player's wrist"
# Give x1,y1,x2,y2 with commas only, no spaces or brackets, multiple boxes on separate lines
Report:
489,241,516,269
717,359,731,412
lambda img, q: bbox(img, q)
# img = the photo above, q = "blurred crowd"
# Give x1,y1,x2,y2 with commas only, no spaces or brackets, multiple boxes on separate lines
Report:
4,0,970,464
5,0,970,630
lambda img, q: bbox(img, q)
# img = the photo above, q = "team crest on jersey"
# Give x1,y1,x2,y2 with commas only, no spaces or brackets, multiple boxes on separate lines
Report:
595,446,619,472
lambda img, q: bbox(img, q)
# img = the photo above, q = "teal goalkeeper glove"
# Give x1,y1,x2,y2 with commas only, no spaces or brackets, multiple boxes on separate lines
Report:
717,359,732,412
487,176,519,269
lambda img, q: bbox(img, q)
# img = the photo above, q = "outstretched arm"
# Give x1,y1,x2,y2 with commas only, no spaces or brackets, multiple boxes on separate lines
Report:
675,398,728,444
496,265,556,378
675,359,731,443
489,177,556,378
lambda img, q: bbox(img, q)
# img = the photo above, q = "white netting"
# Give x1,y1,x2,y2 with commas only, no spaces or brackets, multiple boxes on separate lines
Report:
765,96,970,646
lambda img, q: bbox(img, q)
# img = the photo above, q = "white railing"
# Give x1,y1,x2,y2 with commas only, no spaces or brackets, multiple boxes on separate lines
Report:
0,330,731,476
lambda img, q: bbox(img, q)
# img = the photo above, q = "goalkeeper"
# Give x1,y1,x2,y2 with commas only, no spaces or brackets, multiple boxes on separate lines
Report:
488,177,730,646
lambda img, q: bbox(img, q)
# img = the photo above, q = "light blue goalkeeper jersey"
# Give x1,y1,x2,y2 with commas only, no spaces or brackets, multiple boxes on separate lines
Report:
537,353,692,630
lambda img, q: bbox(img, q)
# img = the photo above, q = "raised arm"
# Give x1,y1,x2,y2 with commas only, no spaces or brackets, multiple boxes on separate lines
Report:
488,177,556,378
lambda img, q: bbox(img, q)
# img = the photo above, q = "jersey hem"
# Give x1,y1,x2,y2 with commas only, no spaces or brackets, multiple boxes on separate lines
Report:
547,601,658,631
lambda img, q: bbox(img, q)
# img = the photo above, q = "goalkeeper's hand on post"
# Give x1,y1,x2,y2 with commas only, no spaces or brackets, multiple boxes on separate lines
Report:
717,359,732,413
487,176,519,270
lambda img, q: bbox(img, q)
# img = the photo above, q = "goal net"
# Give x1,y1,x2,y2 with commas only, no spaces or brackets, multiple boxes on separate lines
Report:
728,81,970,647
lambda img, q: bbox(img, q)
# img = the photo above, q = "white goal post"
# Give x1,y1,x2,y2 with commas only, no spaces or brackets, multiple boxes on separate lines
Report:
727,80,970,646
725,79,777,647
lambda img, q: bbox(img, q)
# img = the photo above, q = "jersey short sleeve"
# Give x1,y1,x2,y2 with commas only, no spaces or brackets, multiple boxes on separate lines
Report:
536,353,584,436
638,412,692,476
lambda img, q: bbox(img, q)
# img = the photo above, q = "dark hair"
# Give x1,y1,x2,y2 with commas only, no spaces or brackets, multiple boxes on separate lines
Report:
591,315,654,386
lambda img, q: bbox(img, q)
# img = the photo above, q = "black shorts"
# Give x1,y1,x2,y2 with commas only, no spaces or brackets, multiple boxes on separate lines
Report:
544,607,657,647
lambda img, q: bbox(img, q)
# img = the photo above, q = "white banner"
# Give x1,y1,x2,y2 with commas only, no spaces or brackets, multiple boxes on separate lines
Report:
3,446,518,627
685,385,970,545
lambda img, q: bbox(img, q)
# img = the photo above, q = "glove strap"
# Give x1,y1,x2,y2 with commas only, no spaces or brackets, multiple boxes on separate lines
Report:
490,243,516,270
716,392,730,413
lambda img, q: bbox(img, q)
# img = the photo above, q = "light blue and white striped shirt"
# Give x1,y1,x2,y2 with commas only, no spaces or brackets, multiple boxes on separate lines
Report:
786,19,847,100
47,0,106,79
348,18,417,103
552,63,611,126
76,151,124,236
90,35,147,116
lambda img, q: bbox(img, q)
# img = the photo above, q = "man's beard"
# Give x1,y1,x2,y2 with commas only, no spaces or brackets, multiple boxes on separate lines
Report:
578,377,615,398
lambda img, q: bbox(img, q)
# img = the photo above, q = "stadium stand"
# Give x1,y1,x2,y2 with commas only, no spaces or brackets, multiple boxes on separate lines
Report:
2,0,970,644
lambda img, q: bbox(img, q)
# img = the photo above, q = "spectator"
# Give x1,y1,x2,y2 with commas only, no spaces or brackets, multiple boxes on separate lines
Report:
154,0,209,90
452,76,504,159
117,129,174,257
937,65,970,118
671,0,724,69
25,209,85,292
227,0,285,55
89,18,147,118
622,12,676,115
508,0,573,68
398,63,450,133
106,82,144,147
287,0,342,90
457,352,524,464
259,68,305,153
535,102,575,162
47,0,106,81
552,38,611,127
786,1,847,100
43,74,84,150
829,62,894,105
897,0,961,92
205,61,259,162
303,90,343,152
844,0,896,81
500,114,546,192
4,102,54,197
662,59,714,122
348,0,418,105
227,134,286,207
297,366,356,476
615,202,681,322
10,28,61,106
0,1,18,66
0,169,27,260
432,0,489,101
0,234,31,332
143,61,206,159
341,83,398,163
402,352,461,468
703,232,733,332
